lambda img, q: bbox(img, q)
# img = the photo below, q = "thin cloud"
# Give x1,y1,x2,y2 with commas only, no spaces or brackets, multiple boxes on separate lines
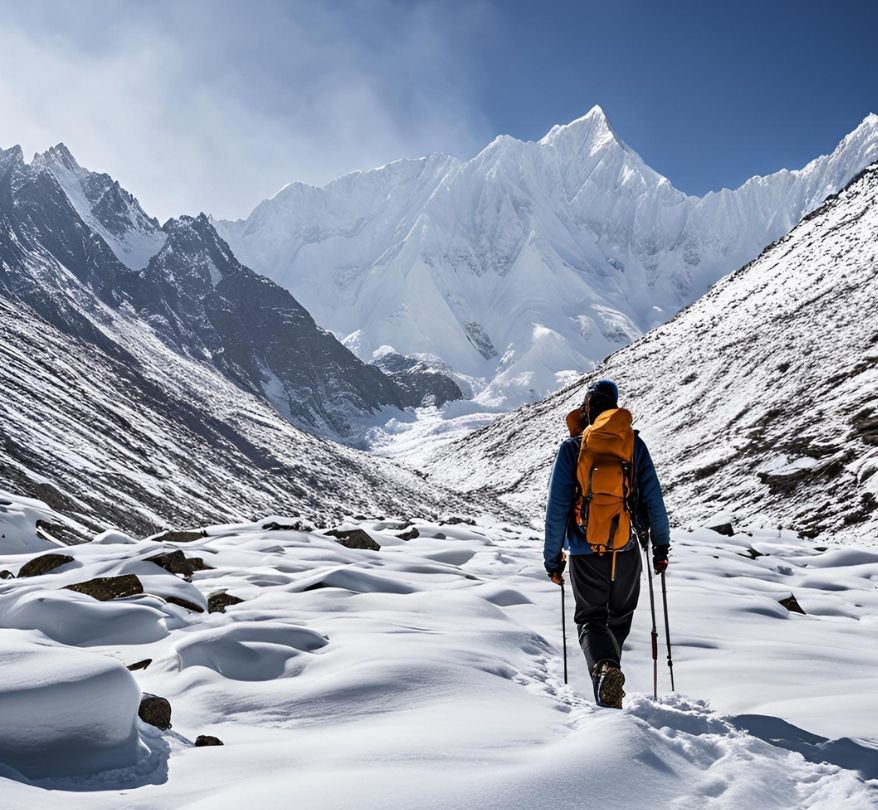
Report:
0,0,494,220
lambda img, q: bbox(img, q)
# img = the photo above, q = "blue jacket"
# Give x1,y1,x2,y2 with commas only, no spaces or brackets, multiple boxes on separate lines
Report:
544,432,670,573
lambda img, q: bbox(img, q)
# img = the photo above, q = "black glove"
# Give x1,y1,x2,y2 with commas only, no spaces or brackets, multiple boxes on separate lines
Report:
653,545,669,575
545,555,566,583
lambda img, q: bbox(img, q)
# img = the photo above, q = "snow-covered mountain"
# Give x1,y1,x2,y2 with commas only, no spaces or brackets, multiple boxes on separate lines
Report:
217,108,878,407
2,143,461,441
32,144,167,271
0,144,482,534
425,162,878,544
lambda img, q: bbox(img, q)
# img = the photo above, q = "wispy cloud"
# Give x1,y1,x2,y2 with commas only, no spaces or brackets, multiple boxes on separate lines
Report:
0,0,494,219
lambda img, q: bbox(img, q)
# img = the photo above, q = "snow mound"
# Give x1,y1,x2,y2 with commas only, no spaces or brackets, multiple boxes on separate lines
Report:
0,516,875,805
0,490,72,554
0,635,140,778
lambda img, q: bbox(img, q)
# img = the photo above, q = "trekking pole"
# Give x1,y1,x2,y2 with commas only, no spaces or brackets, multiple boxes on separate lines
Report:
561,580,568,685
660,571,675,691
639,533,658,700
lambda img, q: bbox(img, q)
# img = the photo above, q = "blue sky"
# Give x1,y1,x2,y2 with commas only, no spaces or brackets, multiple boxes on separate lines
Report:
1,0,875,219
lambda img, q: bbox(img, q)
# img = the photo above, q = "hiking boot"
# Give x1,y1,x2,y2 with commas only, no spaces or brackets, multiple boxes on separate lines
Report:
593,662,625,709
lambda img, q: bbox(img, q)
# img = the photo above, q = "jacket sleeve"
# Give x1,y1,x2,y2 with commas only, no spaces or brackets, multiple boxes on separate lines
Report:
544,439,577,573
635,437,671,548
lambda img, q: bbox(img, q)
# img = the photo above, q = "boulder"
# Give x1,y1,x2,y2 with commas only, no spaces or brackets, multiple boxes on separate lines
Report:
65,574,143,601
207,592,244,613
138,694,172,730
146,549,213,578
738,547,766,559
396,527,420,541
147,529,206,543
707,523,735,537
127,658,152,671
195,735,224,747
325,528,380,551
263,520,309,532
18,553,74,578
163,595,204,613
0,570,13,579
778,594,806,615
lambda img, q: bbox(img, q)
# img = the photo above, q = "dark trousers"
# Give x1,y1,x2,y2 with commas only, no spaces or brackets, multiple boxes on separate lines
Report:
569,549,641,677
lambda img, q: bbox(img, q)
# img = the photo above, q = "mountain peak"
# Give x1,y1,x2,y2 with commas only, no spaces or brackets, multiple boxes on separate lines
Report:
36,143,81,172
538,104,619,148
0,144,24,170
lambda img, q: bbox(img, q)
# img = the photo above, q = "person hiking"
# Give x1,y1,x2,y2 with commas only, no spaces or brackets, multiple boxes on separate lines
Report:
544,379,670,708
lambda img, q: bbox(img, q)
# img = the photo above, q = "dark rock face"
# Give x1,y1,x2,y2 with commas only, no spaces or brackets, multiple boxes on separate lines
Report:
779,594,806,615
194,735,223,747
0,570,14,580
65,574,143,601
396,527,420,541
707,523,735,537
138,694,172,730
372,351,463,407
325,528,381,551
145,550,213,578
18,553,74,578
207,592,244,613
130,214,411,436
127,658,152,671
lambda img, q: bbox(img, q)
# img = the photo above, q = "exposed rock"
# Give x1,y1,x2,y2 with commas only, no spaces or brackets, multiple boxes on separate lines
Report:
738,547,766,560
325,528,380,551
127,658,152,671
147,529,207,544
138,694,172,730
18,553,75,578
444,516,476,526
195,735,223,747
34,519,84,545
207,592,244,613
372,351,463,407
0,570,13,579
396,527,420,541
163,595,204,613
707,523,735,537
146,549,213,577
65,574,143,601
778,594,806,615
263,520,308,532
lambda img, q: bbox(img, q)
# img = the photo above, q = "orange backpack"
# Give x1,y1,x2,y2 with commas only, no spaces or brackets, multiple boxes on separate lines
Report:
566,406,636,574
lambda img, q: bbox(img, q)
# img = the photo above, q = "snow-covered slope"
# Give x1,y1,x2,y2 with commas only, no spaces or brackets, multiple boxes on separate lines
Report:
0,296,482,537
1,142,460,444
217,108,878,407
32,144,167,270
0,502,875,806
0,146,481,535
426,162,878,544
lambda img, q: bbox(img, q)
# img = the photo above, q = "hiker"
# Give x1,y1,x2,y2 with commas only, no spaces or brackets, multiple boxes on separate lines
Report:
544,379,670,708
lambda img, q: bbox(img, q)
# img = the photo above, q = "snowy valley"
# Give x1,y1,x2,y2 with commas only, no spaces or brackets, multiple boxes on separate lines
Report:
0,107,877,808
0,490,875,808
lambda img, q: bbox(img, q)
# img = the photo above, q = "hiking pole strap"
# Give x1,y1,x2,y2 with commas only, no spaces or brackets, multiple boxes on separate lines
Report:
661,571,675,691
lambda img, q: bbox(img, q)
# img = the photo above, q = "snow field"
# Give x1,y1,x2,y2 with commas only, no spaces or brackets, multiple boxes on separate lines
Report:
0,510,875,807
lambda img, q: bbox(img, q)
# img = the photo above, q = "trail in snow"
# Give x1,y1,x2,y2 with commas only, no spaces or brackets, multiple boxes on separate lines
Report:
0,494,875,808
